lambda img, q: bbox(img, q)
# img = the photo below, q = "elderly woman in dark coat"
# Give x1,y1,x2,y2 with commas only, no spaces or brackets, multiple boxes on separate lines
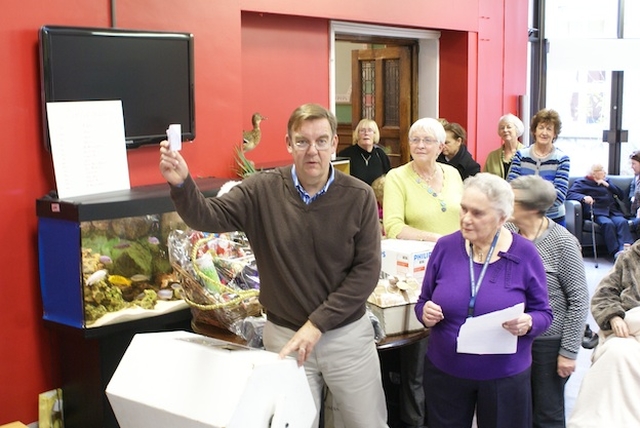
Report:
437,120,481,181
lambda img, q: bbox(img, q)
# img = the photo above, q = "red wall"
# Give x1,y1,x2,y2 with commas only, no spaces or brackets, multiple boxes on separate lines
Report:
0,0,527,423
240,12,330,166
1,1,111,423
439,30,473,141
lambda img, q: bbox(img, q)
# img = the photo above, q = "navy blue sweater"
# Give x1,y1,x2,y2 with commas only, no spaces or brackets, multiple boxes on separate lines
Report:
567,176,627,217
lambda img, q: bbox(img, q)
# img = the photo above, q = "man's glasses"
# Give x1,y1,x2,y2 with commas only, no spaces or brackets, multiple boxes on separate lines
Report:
292,139,332,151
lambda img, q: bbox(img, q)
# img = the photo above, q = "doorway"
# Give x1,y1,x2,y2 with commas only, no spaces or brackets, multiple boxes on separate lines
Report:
348,44,414,167
330,22,441,167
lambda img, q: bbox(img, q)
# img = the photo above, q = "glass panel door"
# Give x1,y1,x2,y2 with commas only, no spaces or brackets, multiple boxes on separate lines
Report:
542,0,640,176
544,39,640,175
620,70,640,175
547,69,611,176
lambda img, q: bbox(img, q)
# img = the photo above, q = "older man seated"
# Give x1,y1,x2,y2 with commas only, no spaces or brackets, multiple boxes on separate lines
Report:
567,163,634,259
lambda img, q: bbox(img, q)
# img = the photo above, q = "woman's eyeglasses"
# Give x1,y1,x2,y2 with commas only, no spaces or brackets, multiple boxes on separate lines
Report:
409,137,439,146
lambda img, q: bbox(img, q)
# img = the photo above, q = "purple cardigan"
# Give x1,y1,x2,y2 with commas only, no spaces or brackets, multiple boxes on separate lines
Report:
415,231,552,380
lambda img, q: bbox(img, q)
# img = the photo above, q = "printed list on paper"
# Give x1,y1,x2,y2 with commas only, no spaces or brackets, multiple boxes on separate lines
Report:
46,100,130,200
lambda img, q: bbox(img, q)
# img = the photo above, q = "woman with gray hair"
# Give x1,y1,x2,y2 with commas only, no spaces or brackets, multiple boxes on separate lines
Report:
483,113,525,179
384,117,463,242
416,173,552,428
506,175,589,428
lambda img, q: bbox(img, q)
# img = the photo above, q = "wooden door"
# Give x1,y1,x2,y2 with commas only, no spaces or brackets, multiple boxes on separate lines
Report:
352,46,413,167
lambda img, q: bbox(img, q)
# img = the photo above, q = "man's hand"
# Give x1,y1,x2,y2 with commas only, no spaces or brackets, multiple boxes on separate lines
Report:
279,320,323,366
583,195,594,205
159,140,189,186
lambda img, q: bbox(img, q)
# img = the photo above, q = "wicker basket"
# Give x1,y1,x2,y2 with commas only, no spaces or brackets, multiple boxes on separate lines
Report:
171,239,262,331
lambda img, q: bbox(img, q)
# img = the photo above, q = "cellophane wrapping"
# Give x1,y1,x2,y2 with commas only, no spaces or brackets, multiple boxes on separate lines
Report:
168,229,263,334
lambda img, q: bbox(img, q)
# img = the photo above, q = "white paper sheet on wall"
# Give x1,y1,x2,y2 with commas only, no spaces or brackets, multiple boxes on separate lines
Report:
47,100,130,200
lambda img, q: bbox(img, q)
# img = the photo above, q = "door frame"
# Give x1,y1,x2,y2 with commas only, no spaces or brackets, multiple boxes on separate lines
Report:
329,21,441,120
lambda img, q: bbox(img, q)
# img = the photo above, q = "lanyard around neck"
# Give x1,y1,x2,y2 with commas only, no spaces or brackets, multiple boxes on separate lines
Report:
468,230,501,318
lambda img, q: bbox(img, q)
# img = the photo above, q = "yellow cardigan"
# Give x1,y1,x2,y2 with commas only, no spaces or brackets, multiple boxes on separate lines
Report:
383,162,462,239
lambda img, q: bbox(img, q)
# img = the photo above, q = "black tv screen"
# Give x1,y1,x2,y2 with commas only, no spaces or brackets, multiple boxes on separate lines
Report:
39,25,195,149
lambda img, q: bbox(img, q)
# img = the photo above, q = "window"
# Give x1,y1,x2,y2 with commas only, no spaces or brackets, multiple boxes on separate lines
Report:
539,0,640,176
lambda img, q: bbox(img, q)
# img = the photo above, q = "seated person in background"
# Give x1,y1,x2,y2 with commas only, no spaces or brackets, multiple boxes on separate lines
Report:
567,163,634,259
437,120,481,181
568,240,640,428
628,151,640,230
338,118,391,185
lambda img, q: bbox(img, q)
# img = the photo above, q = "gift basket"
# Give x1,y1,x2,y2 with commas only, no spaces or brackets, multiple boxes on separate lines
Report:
168,229,262,332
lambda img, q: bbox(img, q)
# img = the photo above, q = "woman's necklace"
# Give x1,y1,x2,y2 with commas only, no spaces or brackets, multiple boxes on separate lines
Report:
533,217,547,240
532,144,552,159
413,164,447,212
521,217,547,241
360,152,373,166
501,143,517,163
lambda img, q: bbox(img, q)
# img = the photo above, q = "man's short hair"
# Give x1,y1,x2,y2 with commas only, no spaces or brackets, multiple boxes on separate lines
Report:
287,103,337,137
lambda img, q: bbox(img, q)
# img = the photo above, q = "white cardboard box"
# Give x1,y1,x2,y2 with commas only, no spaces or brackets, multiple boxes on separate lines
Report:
368,302,424,335
106,331,316,428
381,239,435,282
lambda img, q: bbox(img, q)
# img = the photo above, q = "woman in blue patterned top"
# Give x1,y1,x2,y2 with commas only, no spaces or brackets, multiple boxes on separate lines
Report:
507,109,570,226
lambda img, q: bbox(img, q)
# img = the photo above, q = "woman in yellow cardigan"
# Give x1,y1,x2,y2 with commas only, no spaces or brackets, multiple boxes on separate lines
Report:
484,113,524,179
384,117,463,242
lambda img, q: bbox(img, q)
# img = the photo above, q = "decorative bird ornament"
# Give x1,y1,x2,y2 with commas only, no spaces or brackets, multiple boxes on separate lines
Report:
242,112,267,152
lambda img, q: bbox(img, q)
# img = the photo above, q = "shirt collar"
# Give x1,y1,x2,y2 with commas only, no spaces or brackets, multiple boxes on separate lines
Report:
291,164,335,205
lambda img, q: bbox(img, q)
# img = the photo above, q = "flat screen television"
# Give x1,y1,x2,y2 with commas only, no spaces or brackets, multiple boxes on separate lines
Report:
39,25,195,149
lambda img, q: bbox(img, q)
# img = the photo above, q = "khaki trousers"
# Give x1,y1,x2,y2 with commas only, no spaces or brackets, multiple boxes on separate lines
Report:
264,314,388,428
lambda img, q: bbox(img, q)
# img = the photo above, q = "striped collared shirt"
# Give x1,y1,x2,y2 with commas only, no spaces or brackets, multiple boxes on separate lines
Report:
291,164,335,204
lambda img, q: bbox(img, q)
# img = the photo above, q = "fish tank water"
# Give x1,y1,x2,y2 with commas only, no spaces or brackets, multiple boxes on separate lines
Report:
78,213,187,327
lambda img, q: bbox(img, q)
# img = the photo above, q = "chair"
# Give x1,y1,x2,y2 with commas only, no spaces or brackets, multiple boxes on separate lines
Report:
564,175,635,249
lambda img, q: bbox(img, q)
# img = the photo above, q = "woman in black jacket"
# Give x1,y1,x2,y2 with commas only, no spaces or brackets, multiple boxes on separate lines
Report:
338,118,391,185
437,120,481,180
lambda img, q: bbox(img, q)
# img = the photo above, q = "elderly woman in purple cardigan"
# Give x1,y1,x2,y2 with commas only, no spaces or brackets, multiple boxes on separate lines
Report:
416,173,553,428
